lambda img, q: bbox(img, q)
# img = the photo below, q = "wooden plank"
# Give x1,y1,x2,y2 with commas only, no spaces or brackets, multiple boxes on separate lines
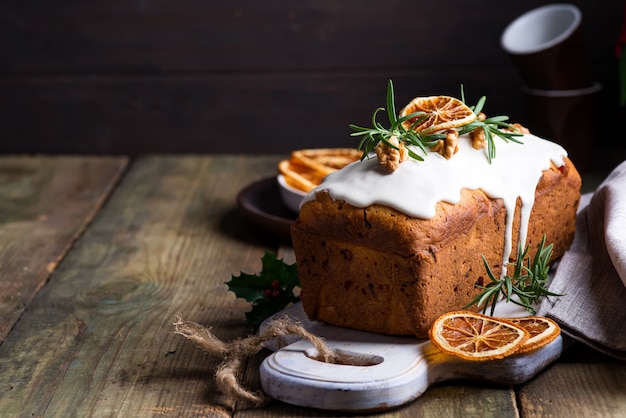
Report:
1,0,622,165
0,155,282,416
0,0,616,75
518,361,626,417
0,71,533,155
0,155,128,342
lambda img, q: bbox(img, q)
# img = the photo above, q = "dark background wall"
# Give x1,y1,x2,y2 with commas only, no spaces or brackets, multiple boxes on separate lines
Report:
1,0,624,172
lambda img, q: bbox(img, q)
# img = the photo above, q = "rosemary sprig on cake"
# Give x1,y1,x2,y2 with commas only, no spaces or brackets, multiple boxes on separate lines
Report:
456,95,526,161
465,235,565,316
349,80,438,165
349,80,524,171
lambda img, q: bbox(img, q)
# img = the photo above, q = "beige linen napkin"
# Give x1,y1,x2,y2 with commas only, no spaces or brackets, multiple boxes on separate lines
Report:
538,160,626,360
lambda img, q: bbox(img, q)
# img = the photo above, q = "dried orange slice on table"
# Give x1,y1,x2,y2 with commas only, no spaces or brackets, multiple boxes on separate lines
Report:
400,96,477,134
508,316,561,354
429,311,529,361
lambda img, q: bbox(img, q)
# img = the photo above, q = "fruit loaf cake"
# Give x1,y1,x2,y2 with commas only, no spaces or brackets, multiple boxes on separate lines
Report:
290,121,581,338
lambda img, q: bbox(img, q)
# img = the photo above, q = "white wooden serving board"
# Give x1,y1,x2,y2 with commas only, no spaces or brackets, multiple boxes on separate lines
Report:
259,302,563,412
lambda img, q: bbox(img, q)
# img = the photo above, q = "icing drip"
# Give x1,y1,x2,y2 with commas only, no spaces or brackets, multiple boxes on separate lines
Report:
301,133,567,276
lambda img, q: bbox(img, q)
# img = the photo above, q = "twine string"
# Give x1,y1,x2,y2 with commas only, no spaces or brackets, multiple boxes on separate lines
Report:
173,315,337,408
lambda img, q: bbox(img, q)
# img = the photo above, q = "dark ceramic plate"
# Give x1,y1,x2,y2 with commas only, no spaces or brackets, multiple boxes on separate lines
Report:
236,177,297,241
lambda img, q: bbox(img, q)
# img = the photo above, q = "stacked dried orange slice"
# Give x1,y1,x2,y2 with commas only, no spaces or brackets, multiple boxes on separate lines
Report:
278,148,361,193
429,311,560,361
508,316,561,354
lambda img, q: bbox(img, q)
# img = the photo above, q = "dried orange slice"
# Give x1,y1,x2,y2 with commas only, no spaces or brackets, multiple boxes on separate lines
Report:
278,148,361,193
291,148,361,176
278,159,329,193
429,311,529,361
400,96,477,134
508,316,561,354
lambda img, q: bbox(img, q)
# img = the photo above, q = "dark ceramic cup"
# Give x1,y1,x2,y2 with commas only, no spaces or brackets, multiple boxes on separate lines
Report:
501,4,592,90
523,82,601,173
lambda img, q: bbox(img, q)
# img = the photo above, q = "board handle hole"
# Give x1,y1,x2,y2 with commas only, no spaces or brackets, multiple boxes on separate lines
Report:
305,347,384,366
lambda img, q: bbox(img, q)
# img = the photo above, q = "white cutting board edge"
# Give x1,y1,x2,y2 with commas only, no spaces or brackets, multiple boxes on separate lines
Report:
259,302,563,412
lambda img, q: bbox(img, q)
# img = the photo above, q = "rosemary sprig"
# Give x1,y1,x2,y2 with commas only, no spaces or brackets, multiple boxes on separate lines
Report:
349,80,523,162
464,235,565,316
457,95,524,161
349,80,437,162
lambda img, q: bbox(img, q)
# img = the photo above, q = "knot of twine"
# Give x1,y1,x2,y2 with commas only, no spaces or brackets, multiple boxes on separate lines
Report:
172,315,337,409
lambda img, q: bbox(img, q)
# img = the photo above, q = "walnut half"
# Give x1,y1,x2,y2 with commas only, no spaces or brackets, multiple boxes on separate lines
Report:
469,112,487,150
431,129,459,160
374,136,408,172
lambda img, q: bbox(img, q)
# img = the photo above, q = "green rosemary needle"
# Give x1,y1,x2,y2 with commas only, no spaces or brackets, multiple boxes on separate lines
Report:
464,234,565,316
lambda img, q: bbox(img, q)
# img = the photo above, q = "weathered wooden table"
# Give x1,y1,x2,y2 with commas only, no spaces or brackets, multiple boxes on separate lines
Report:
0,155,624,417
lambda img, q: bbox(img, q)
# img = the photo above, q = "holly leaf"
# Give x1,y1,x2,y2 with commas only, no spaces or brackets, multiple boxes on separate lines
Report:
226,252,300,325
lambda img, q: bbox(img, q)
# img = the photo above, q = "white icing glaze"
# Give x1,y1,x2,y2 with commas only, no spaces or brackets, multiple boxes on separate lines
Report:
301,133,567,275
